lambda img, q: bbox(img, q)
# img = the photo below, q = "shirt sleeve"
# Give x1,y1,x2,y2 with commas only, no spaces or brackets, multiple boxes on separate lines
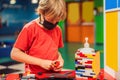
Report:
14,25,33,51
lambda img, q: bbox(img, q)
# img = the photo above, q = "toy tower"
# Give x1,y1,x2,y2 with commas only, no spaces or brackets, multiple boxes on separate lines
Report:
75,37,100,79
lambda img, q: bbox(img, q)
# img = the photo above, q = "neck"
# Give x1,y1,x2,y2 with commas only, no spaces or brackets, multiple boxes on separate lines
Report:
39,15,44,24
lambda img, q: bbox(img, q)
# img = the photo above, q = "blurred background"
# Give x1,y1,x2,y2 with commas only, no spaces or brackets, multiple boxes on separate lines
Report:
0,0,103,74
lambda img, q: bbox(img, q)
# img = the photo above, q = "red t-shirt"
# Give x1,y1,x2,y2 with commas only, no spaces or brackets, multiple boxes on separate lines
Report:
14,20,64,74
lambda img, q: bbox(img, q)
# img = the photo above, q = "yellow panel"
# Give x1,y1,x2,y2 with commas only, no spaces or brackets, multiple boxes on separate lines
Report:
68,3,80,24
106,12,118,71
92,51,100,77
82,1,94,22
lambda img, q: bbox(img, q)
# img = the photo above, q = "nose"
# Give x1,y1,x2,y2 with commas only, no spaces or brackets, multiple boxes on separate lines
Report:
45,16,59,24
53,20,58,24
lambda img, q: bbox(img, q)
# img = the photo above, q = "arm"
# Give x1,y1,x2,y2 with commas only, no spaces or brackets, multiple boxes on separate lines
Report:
10,47,53,70
57,51,64,63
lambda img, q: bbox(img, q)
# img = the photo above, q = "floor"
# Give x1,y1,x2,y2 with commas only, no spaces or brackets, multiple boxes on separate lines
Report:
0,63,24,74
0,36,115,79
76,69,116,80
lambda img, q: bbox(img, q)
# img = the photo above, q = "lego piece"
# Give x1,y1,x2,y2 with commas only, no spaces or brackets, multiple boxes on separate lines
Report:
54,61,60,67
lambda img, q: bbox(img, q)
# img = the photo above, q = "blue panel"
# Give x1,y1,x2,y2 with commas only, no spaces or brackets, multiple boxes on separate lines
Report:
0,42,13,58
105,0,117,10
0,47,12,58
118,0,120,7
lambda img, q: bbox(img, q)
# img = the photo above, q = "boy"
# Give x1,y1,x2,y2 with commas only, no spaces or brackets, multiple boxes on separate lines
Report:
10,0,66,74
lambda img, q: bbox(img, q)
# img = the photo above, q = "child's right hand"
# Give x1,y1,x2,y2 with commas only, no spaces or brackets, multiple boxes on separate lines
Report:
51,61,62,72
39,59,53,70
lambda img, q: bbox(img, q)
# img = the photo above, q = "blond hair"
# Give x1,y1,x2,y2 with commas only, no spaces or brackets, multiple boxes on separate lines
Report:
36,0,66,20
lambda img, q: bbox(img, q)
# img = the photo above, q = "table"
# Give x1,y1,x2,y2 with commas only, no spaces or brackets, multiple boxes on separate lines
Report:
0,70,75,80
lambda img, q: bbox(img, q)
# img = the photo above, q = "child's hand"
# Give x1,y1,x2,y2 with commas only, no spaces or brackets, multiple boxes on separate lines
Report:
39,60,53,70
54,61,60,67
51,60,64,72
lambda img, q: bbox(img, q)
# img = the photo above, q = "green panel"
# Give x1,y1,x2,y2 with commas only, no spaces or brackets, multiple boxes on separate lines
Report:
100,51,104,68
0,57,12,64
58,21,65,31
95,13,104,44
58,21,65,41
94,0,103,7
59,43,77,70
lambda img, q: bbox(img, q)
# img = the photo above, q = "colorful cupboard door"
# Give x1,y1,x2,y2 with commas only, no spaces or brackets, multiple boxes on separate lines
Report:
104,0,120,79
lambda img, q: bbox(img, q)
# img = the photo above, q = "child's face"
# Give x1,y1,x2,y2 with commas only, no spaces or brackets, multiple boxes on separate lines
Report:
45,16,60,24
